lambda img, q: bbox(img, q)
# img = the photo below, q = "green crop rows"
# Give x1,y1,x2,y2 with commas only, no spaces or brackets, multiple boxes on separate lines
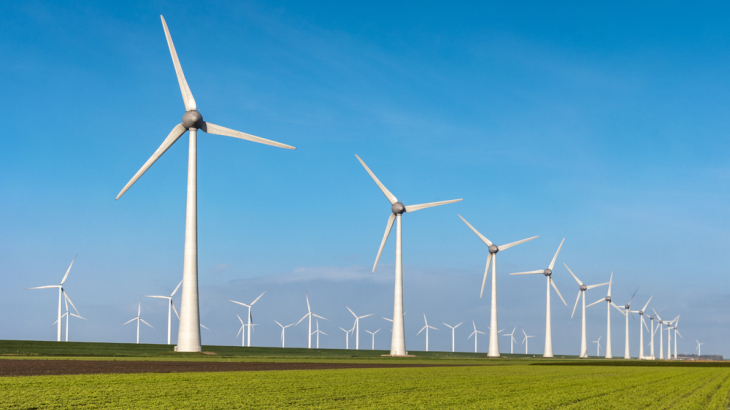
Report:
2,363,729,409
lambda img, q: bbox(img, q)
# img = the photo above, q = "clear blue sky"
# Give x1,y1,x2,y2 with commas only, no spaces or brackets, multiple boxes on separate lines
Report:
1,0,729,356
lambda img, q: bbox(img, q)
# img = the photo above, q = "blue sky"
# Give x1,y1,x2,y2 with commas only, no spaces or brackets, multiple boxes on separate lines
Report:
1,0,729,356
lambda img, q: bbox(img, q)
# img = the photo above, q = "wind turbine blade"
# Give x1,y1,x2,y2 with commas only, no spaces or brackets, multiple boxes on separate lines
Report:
548,238,565,270
607,272,613,297
642,296,653,312
226,299,250,308
355,155,397,205
306,293,311,313
171,280,183,297
236,326,243,338
479,253,492,298
275,320,284,328
312,314,329,321
373,213,396,273
417,326,426,335
140,319,154,329
359,314,373,319
116,123,187,200
346,305,357,318
63,291,80,315
201,122,295,150
25,285,60,290
563,263,583,286
457,215,492,246
676,330,683,339
643,318,650,332
122,318,136,326
467,331,475,340
70,313,87,320
138,302,141,316
381,317,393,322
586,282,610,290
60,255,77,285
571,291,581,318
509,270,543,275
321,332,328,336
586,298,604,308
295,313,309,326
551,279,567,306
200,324,210,331
171,301,179,319
611,302,625,315
499,236,539,251
628,287,639,306
251,291,267,306
404,199,462,213
237,314,245,326
141,295,169,300
160,16,196,111
429,326,439,330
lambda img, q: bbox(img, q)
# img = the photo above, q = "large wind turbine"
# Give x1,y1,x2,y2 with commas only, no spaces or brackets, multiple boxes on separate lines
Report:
522,329,534,354
345,306,372,350
275,321,294,348
695,340,704,358
667,316,678,359
227,291,266,347
502,327,517,354
647,310,662,358
365,329,380,350
616,288,639,359
509,239,566,357
565,264,610,358
467,321,486,353
115,16,295,353
312,320,328,349
296,293,328,349
123,301,154,344
339,327,352,349
459,215,537,358
26,255,77,342
417,313,439,352
630,297,652,359
356,155,461,356
235,314,246,346
142,280,182,345
442,322,463,353
673,318,682,360
51,292,86,342
586,273,614,358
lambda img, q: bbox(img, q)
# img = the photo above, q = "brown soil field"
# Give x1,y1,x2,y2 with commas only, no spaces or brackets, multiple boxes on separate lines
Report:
0,359,475,377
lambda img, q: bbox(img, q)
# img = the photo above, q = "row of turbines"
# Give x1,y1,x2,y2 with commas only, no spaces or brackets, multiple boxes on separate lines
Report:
22,16,702,359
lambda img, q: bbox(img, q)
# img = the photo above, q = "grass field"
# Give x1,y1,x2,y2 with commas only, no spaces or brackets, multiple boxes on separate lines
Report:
2,340,729,409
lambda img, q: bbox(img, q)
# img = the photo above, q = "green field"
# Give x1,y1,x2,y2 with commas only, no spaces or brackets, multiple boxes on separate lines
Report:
2,340,729,409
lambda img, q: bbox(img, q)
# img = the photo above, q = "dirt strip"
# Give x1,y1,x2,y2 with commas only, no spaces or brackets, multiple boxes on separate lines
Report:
0,360,478,377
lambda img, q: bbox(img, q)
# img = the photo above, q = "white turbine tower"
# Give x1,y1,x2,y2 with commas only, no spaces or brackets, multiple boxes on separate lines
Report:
467,321,486,353
585,273,614,358
593,336,602,357
565,264,610,358
459,215,537,358
227,291,266,347
142,280,182,345
235,314,247,346
274,321,294,348
115,16,295,353
667,316,678,359
312,320,328,349
356,155,461,356
123,301,153,344
295,294,329,349
647,309,662,359
654,309,666,359
673,317,682,359
365,329,380,350
521,329,534,354
502,327,517,354
51,292,86,342
695,340,704,358
346,306,372,350
25,255,77,342
509,239,566,357
442,322,463,353
629,297,652,359
417,313,439,351
616,288,639,359
339,327,352,349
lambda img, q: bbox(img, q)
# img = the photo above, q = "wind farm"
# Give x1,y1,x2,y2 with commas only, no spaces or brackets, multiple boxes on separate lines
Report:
3,4,730,410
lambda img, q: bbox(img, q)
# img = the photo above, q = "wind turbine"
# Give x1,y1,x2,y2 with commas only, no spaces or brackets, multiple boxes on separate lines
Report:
673,318,682,360
467,321,486,353
356,155,461,356
647,309,663,359
312,320,328,349
667,316,678,359
365,329,380,350
585,273,614,358
616,288,639,359
142,280,182,345
227,291,266,347
417,313,439,351
565,264,610,358
502,327,517,354
654,309,666,359
51,292,86,342
25,255,77,342
339,327,352,349
509,239,566,357
442,322,463,353
345,305,372,350
459,215,538,358
521,329,534,354
123,301,153,344
593,336,602,357
630,296,653,359
275,321,294,348
295,293,329,349
235,314,247,346
695,340,704,358
115,16,295,353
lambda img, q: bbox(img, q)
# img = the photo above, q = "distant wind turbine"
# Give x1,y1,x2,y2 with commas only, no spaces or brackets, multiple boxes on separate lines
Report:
339,327,352,349
365,329,380,350
115,16,295,353
509,239,567,357
417,313,439,351
295,293,328,349
227,291,266,347
521,329,534,354
459,215,537,357
467,321,486,353
673,317,682,360
565,264,610,358
630,297,653,359
442,322,463,353
51,292,86,342
142,280,182,345
310,320,328,349
357,155,461,356
593,336,602,357
502,327,517,354
123,301,153,344
26,255,77,342
585,273,614,358
696,340,704,357
345,305,372,350
616,287,639,359
275,321,295,348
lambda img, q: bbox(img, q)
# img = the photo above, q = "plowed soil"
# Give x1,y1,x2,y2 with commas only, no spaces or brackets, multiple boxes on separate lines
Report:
0,359,475,377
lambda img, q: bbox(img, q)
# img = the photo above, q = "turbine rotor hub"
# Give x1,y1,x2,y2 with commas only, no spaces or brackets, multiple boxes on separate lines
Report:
543,268,552,276
391,202,406,215
580,284,587,291
182,110,204,129
605,296,611,302
488,244,499,254
625,304,630,310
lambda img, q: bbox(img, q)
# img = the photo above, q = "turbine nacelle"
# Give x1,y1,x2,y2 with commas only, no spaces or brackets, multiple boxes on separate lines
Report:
580,284,587,291
488,244,499,254
543,268,552,277
182,110,204,129
391,202,406,215
624,304,631,310
605,296,611,302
